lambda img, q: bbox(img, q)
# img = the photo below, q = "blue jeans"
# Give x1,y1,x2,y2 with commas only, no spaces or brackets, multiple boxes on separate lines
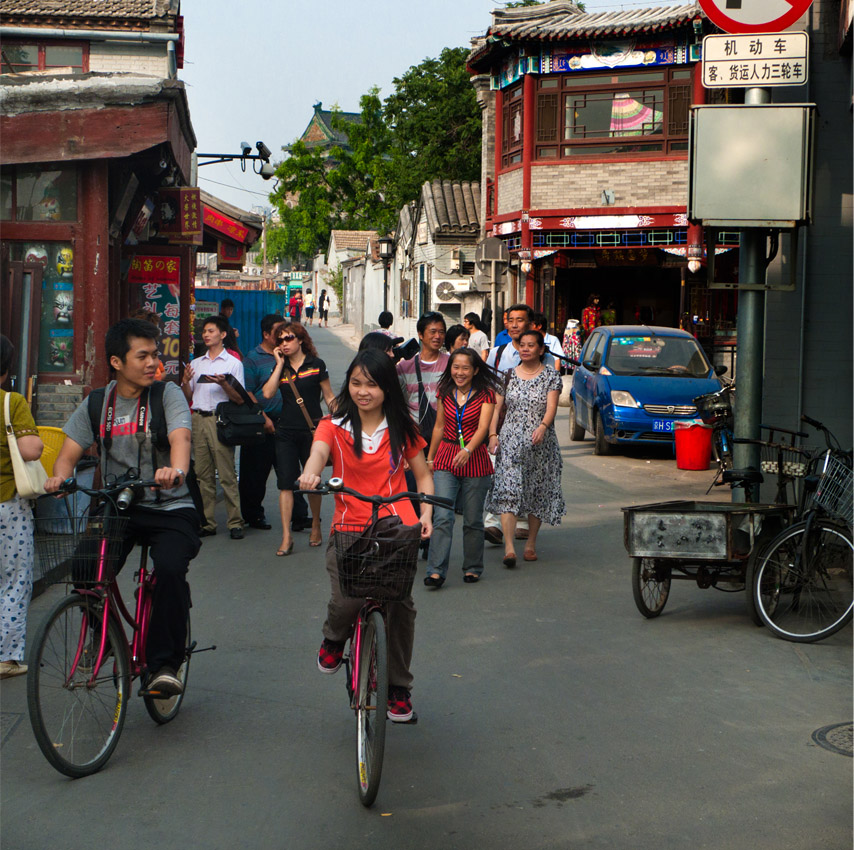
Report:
427,471,491,578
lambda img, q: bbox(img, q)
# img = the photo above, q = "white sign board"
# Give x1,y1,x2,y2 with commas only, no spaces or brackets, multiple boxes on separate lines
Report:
702,32,808,87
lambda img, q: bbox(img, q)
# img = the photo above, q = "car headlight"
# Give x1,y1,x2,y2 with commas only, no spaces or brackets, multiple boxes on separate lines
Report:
610,390,639,408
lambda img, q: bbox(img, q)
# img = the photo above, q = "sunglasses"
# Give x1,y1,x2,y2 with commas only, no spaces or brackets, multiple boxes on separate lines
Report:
277,334,297,343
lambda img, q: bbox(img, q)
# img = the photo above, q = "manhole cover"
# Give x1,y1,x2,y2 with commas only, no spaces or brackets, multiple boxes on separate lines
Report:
812,722,853,757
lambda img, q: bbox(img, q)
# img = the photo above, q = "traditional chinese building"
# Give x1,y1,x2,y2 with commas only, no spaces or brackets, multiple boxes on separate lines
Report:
0,0,199,425
467,1,741,359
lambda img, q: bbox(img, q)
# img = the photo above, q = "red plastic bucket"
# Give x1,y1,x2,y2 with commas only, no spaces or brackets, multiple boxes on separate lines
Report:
674,423,713,470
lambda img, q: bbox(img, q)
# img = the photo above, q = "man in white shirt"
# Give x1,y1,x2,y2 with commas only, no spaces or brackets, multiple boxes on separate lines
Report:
181,315,246,539
485,304,556,372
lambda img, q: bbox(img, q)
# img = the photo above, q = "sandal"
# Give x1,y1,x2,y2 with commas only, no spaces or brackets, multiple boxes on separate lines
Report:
463,573,480,583
276,541,294,557
523,550,538,562
309,524,323,547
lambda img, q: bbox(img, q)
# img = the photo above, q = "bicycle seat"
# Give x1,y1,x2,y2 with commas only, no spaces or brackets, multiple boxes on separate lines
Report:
722,468,764,485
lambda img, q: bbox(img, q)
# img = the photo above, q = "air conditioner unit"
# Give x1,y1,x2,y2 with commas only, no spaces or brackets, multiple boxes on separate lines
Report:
432,278,473,303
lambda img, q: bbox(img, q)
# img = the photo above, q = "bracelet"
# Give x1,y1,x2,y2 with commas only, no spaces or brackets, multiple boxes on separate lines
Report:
462,446,471,453
540,422,550,428
489,433,498,438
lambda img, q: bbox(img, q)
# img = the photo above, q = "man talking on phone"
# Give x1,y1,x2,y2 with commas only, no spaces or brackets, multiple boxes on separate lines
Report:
181,315,246,539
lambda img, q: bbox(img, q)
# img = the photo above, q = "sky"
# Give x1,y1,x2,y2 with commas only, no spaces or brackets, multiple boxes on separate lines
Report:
180,0,687,214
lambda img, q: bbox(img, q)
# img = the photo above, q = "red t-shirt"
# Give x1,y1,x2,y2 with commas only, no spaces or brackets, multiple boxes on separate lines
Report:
314,417,427,528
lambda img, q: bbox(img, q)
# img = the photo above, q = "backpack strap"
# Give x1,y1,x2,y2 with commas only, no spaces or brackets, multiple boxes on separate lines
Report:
413,355,430,426
493,343,509,371
87,387,107,451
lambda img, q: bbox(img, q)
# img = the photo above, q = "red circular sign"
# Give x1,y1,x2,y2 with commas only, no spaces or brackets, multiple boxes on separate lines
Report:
699,0,813,34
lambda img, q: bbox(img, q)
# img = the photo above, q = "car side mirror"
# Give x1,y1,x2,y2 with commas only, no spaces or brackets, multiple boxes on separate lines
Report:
714,364,728,376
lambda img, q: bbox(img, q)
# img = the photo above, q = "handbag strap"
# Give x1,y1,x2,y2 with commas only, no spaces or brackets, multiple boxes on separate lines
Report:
3,390,14,440
413,355,431,425
285,366,316,432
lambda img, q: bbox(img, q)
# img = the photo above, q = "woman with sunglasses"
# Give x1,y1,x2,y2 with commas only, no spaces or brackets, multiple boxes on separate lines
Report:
262,323,335,555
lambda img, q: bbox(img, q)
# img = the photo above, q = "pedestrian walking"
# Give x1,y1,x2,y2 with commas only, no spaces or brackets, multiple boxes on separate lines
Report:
289,291,303,323
424,348,501,587
463,312,491,360
0,335,43,679
261,322,335,556
377,311,395,337
298,348,434,722
304,289,316,325
581,293,601,340
219,298,242,357
129,309,165,379
532,312,564,371
486,330,565,566
445,324,470,351
360,331,402,359
318,289,329,327
181,314,247,539
239,313,311,531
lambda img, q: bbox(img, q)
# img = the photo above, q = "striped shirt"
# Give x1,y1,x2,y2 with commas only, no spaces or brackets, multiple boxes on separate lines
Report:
432,389,495,477
396,353,450,421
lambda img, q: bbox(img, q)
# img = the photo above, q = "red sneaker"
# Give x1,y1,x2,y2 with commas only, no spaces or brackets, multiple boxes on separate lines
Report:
387,686,413,722
317,639,345,674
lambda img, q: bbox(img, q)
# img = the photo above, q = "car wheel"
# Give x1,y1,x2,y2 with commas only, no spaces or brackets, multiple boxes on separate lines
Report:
568,399,585,442
594,411,612,456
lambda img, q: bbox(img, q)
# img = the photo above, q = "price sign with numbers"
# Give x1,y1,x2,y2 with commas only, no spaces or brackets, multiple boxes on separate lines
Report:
702,32,808,87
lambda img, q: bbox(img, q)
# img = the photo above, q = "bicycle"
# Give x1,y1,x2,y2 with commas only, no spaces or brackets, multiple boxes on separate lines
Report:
27,477,212,778
748,415,853,642
298,477,451,807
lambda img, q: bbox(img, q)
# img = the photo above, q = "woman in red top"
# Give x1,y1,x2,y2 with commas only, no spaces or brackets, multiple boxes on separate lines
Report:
424,349,503,587
298,349,433,722
581,293,601,339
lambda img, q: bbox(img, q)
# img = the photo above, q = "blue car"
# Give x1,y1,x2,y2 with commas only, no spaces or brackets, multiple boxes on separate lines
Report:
569,325,725,455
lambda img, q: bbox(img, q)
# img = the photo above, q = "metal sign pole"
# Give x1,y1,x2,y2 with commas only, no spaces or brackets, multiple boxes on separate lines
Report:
732,85,771,502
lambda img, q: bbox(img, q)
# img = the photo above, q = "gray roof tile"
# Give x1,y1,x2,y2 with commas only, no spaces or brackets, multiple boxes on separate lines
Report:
421,179,480,237
0,0,173,19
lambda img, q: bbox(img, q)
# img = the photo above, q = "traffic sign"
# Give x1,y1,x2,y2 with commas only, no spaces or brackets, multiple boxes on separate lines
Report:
702,32,808,87
698,0,813,34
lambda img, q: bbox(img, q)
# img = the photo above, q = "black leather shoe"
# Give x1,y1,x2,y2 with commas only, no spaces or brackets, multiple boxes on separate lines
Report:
200,528,217,537
247,520,272,530
423,575,445,588
291,520,309,532
229,527,245,540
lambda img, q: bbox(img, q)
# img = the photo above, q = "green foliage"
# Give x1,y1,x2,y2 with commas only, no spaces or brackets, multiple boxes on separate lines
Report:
268,47,482,264
264,220,301,265
325,263,344,307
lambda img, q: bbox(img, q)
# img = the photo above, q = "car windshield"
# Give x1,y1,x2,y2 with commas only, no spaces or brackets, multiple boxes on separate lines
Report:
605,335,710,378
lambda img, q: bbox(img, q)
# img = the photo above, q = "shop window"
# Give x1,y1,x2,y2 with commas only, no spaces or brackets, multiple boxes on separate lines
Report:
0,165,78,222
534,68,693,159
501,83,524,168
10,242,76,373
1,41,87,74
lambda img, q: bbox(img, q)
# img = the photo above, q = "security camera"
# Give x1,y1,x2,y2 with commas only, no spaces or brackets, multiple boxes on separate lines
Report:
240,141,251,156
259,162,275,180
256,141,272,162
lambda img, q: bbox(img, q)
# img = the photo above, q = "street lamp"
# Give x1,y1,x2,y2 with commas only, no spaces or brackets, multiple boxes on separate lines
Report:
377,235,394,313
197,141,276,180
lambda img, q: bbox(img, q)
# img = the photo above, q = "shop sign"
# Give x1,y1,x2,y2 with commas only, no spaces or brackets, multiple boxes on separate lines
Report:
544,36,686,75
702,32,808,87
128,255,181,376
156,187,202,237
217,240,246,270
203,205,250,242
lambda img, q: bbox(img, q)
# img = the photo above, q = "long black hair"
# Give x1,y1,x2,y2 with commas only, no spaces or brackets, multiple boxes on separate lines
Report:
332,349,421,460
436,348,504,400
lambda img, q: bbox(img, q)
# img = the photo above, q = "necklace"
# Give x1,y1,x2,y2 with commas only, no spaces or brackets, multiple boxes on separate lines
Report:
518,363,542,377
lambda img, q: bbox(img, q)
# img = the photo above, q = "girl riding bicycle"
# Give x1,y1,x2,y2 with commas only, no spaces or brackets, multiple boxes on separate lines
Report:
298,349,434,722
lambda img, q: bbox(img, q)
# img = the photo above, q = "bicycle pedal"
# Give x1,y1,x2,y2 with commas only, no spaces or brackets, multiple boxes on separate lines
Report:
138,685,171,698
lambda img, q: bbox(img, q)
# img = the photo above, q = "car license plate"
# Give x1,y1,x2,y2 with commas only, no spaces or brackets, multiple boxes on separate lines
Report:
652,420,675,432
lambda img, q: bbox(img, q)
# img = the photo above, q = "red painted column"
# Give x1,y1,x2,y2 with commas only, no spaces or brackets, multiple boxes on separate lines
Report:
687,62,707,275
522,72,536,304
493,87,503,226
79,161,110,390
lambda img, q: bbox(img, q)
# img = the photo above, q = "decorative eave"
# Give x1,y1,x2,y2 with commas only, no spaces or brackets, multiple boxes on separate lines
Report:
420,179,480,240
468,2,706,71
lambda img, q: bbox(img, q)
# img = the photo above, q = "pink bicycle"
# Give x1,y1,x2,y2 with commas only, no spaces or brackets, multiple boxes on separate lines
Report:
27,477,211,778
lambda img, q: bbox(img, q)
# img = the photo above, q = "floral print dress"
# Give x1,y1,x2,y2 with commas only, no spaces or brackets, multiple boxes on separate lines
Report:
486,368,566,525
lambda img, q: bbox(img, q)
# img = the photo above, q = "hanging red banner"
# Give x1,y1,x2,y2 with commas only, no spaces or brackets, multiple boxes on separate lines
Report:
203,205,249,242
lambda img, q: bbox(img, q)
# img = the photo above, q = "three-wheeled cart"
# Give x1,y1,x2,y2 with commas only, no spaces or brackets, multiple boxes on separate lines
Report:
622,501,794,622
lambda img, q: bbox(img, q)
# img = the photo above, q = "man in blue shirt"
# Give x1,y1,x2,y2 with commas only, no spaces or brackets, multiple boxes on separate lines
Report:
494,309,511,346
239,314,307,531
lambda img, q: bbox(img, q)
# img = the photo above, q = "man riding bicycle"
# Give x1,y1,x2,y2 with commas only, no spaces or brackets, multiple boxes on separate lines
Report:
45,318,200,696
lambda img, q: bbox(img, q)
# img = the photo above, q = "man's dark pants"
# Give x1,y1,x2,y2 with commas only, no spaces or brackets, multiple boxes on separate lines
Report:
117,506,200,673
239,421,308,526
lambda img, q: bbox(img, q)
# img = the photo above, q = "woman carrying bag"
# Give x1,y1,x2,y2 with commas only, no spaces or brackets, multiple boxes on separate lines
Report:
0,335,45,678
262,322,335,556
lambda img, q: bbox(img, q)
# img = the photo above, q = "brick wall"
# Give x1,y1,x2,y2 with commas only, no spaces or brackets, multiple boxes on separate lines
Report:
34,383,84,428
530,160,688,209
89,43,168,76
496,169,523,215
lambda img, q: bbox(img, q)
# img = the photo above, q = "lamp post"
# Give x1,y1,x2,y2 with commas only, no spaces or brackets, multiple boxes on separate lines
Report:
377,235,394,313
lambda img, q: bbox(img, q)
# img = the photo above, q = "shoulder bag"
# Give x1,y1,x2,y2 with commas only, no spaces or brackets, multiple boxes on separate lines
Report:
214,375,266,447
285,368,332,466
3,391,47,499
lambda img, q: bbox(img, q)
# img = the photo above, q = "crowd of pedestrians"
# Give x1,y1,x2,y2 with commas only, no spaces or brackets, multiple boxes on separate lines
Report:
0,299,567,721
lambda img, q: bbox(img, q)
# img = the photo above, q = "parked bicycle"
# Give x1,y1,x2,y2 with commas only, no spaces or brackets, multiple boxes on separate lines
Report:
298,477,452,807
748,415,853,642
27,477,213,778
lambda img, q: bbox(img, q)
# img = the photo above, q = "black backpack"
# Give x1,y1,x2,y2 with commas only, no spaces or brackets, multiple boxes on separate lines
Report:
87,382,204,519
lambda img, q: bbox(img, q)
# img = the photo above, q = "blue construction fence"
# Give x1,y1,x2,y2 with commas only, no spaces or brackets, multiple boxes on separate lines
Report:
194,288,290,355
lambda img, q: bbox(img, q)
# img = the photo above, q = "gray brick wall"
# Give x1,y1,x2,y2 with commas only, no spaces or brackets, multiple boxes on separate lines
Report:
35,383,84,428
89,43,168,76
497,169,523,215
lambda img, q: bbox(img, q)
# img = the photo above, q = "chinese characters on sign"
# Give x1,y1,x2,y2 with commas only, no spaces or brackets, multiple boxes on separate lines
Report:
127,255,182,377
702,32,808,88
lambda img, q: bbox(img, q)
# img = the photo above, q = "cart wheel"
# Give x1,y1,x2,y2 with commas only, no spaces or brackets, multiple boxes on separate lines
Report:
632,558,671,618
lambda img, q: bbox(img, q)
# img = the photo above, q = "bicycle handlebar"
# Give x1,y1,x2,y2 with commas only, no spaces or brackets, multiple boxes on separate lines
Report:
800,414,848,454
297,477,455,510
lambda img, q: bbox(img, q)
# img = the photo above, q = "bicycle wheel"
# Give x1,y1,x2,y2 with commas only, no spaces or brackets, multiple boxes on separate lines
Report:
27,593,130,778
356,610,388,807
632,557,672,618
752,520,853,642
144,613,191,724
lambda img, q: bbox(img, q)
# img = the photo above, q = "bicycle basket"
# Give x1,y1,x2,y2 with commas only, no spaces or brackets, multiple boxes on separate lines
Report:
33,513,130,586
694,391,732,425
333,517,421,601
759,443,811,479
811,453,853,525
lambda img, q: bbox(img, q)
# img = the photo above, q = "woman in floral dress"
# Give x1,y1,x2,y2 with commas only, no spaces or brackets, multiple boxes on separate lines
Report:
486,330,565,566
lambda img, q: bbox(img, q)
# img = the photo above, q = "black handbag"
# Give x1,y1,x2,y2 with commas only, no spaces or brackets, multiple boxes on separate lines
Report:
214,376,266,446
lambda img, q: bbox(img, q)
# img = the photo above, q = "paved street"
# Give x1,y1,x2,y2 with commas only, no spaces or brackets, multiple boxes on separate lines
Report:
1,325,851,850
